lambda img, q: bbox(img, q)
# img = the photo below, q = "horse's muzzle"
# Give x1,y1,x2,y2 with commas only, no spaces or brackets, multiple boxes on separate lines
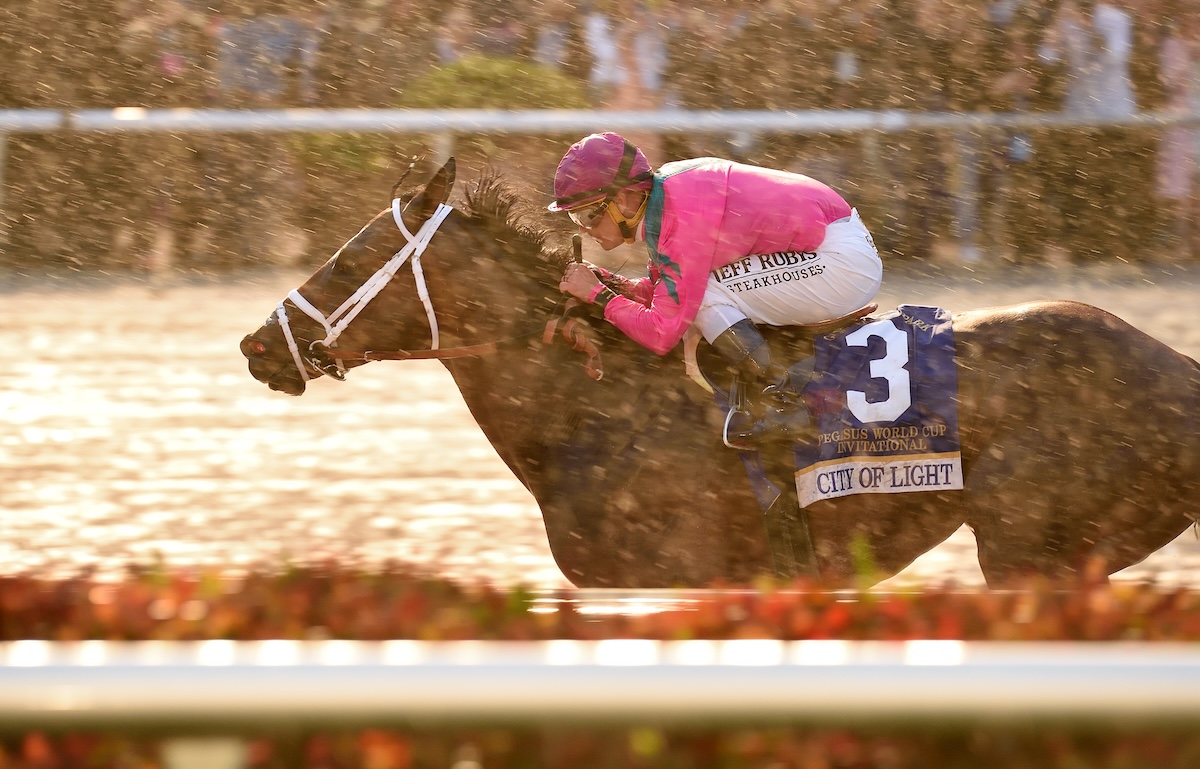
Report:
241,333,308,396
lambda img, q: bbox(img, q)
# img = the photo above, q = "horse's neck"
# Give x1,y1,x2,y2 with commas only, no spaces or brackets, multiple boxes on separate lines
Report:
443,347,579,490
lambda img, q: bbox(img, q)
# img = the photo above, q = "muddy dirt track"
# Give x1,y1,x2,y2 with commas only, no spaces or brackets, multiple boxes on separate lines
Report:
3,259,1199,590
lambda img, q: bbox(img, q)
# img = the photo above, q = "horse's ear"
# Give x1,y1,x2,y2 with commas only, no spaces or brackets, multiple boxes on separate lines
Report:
405,157,456,222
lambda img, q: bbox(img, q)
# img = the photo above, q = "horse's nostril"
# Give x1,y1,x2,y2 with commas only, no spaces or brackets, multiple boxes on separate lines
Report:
241,335,267,357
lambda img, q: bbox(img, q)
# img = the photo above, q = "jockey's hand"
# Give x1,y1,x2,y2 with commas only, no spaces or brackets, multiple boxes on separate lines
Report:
559,261,603,302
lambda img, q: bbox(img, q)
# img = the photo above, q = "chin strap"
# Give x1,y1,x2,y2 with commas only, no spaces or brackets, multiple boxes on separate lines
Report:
610,192,648,245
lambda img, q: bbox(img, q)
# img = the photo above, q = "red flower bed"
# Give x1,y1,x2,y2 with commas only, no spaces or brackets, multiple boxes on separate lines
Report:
1,562,1197,642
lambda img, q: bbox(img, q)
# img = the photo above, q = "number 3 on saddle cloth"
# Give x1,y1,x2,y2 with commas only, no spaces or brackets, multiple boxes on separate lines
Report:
722,305,964,512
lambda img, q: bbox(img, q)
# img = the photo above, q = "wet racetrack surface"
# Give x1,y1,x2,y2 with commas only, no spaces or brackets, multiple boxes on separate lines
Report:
3,260,1199,589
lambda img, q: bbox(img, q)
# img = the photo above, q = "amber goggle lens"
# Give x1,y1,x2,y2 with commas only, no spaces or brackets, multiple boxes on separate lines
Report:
567,200,610,229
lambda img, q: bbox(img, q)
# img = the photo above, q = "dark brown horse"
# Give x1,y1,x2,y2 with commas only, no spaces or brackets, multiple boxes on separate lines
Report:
240,159,1200,588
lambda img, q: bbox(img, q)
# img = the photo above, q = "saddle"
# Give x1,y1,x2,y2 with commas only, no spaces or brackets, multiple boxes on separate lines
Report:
795,303,878,335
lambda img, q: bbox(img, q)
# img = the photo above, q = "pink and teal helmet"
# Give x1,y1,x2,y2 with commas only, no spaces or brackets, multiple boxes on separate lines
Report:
547,132,653,213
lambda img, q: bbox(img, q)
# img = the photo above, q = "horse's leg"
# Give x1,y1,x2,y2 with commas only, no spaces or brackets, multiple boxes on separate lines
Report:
780,493,965,588
530,409,767,588
753,446,820,580
958,346,1110,586
964,419,1108,587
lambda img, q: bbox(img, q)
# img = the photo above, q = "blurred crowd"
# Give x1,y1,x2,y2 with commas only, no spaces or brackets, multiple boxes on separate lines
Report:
0,0,1198,272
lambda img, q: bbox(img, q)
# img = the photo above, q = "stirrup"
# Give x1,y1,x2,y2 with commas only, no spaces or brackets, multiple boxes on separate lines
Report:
722,373,757,451
723,406,757,451
724,405,812,449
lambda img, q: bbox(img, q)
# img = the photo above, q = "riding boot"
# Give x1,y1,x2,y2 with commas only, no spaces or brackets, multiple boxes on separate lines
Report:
711,319,814,449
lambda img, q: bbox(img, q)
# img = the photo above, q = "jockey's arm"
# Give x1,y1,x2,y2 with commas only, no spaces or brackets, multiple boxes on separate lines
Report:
590,264,654,305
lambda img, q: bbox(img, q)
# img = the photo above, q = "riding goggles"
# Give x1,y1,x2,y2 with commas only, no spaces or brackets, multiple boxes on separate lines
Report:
567,199,612,229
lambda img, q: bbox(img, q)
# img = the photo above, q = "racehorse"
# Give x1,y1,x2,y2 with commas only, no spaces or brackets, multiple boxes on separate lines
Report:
240,158,1200,588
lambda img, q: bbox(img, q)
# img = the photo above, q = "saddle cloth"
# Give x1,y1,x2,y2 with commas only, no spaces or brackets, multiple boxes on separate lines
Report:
793,304,962,507
731,305,964,510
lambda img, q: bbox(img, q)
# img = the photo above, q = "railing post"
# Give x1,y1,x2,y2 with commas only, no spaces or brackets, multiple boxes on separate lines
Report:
0,131,7,247
160,738,248,769
431,131,455,164
951,128,982,263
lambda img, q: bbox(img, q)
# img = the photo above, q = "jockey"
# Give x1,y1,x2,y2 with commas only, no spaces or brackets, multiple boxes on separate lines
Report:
549,132,883,448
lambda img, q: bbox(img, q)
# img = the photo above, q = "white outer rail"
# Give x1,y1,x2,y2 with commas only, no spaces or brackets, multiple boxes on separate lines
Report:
0,108,1198,135
0,110,63,132
1,640,1200,728
4,108,1192,199
58,107,1200,134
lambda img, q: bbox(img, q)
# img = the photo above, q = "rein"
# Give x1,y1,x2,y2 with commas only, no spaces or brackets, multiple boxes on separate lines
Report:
331,298,603,381
331,340,515,362
331,326,546,362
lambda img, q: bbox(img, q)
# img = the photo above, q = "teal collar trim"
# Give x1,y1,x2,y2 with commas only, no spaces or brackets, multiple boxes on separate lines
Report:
644,158,719,264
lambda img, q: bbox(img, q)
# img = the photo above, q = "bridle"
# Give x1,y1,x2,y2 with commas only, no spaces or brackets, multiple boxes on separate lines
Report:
272,199,453,383
270,198,597,383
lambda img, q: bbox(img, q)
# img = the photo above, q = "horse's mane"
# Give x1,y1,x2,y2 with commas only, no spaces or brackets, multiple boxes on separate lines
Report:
460,172,573,272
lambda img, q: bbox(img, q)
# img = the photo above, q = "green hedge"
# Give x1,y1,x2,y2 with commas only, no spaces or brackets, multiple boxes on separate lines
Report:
293,57,589,174
397,56,590,111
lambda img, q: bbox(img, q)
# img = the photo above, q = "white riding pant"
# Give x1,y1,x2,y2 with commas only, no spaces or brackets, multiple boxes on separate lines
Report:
693,209,883,343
